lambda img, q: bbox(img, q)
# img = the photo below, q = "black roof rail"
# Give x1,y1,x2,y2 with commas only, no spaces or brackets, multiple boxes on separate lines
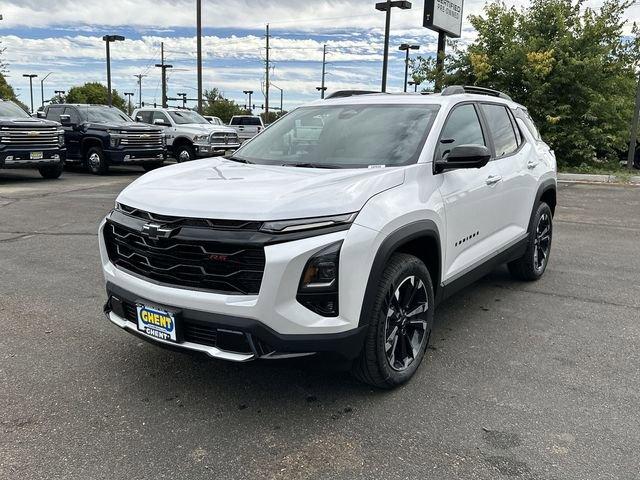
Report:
325,90,382,99
441,85,512,101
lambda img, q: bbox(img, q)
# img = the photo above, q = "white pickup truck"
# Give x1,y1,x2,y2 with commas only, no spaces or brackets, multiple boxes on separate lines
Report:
228,115,264,143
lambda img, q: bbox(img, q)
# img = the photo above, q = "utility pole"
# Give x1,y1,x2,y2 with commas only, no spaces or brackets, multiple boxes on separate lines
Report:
627,72,640,170
124,92,134,115
320,44,327,99
102,35,125,106
39,72,52,108
265,24,270,121
134,74,147,108
399,44,419,92
196,0,203,114
22,74,37,113
155,42,173,108
375,1,412,93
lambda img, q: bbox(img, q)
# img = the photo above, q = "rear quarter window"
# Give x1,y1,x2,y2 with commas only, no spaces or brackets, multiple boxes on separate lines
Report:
481,103,519,157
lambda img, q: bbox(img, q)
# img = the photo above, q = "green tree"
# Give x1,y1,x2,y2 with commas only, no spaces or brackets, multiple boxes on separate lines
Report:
202,88,246,123
413,0,640,167
0,73,29,112
65,82,127,111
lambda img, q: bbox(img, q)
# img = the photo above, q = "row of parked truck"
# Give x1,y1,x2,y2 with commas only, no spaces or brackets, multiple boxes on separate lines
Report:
0,98,265,178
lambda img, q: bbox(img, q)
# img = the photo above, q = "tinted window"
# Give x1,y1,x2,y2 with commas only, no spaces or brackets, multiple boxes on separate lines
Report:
63,107,79,124
46,105,64,122
482,104,518,157
83,106,131,123
438,104,485,159
242,117,262,126
152,111,170,125
168,110,208,124
235,104,440,168
136,110,153,124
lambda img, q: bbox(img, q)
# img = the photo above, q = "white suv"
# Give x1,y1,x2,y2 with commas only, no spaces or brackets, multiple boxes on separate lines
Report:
101,86,557,388
133,107,240,162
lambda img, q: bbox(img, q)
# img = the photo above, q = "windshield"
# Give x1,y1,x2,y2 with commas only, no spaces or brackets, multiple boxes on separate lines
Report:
168,110,209,125
0,101,30,119
233,104,440,168
85,106,131,123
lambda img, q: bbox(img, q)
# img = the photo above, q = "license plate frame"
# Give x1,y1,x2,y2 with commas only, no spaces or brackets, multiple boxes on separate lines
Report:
136,304,178,343
30,151,44,160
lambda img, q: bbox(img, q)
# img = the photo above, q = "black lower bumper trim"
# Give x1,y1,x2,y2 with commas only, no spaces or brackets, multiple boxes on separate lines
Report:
105,282,368,360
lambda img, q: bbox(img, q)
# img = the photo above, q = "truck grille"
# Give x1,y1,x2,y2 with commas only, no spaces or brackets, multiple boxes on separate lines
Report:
120,130,164,148
0,126,58,148
210,132,239,145
104,221,265,295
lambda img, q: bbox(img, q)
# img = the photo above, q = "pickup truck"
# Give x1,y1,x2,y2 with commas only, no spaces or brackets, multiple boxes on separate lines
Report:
1,99,66,179
133,107,240,162
42,104,166,175
228,115,264,143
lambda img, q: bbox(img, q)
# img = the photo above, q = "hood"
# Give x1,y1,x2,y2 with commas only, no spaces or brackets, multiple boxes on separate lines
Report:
0,117,60,128
177,123,236,135
86,121,161,132
117,157,405,221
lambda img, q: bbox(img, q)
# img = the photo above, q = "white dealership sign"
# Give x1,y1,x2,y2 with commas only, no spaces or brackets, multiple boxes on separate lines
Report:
423,0,464,38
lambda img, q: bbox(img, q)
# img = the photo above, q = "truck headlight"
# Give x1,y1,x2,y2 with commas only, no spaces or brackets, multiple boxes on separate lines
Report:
57,130,65,146
108,130,124,148
193,134,208,143
297,241,342,317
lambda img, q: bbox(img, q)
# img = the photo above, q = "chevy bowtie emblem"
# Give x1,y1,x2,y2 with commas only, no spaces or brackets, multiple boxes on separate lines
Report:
27,131,40,136
141,223,174,240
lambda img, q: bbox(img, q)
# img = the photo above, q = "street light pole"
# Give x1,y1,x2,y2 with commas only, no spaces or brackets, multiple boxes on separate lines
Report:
316,86,327,98
271,83,283,115
124,92,134,115
134,74,147,108
102,34,125,106
320,44,327,99
40,72,53,108
22,74,38,113
399,44,419,92
243,90,253,113
375,1,412,93
177,92,187,108
54,90,65,102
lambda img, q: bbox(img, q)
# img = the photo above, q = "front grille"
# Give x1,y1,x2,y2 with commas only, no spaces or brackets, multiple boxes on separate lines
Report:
120,130,164,148
0,126,58,148
210,132,239,145
104,221,265,295
118,204,262,231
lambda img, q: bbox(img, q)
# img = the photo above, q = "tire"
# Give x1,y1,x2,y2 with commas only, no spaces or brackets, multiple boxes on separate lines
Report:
143,161,164,172
38,163,63,179
508,202,553,281
174,144,195,163
352,253,435,389
85,146,109,175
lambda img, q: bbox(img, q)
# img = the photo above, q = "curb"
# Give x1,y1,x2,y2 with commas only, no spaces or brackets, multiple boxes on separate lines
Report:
558,173,640,185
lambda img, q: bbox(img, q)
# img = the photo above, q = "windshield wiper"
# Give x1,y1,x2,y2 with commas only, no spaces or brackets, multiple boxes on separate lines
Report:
282,162,341,169
225,155,254,164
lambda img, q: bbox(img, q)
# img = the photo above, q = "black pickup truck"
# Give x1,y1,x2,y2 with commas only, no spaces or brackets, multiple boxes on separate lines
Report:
0,99,66,179
42,104,166,175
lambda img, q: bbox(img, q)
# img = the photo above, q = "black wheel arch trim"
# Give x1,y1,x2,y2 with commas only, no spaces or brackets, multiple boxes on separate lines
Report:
357,219,441,328
534,178,557,216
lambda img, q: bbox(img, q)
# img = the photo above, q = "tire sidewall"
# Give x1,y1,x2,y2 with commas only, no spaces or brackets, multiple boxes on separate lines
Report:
372,257,435,386
528,202,553,279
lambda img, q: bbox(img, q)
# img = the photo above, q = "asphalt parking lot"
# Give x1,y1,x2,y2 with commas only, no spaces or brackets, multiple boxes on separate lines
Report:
1,167,639,480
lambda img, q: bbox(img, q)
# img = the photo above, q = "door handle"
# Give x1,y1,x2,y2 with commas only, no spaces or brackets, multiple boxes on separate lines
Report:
485,175,502,186
527,160,538,169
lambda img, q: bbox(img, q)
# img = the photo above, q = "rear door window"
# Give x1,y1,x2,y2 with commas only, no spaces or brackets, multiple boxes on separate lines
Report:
481,104,518,157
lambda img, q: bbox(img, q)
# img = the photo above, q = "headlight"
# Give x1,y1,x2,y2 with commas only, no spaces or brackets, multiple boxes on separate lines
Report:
57,130,65,146
108,130,124,148
297,241,342,317
193,134,208,143
260,213,357,234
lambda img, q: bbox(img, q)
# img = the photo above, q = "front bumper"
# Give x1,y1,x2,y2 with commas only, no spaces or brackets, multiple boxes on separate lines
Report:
0,147,65,169
98,218,380,360
194,143,240,157
104,148,166,165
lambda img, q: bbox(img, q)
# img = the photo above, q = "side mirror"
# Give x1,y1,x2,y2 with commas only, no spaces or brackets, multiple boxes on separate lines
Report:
153,119,169,126
435,144,491,173
37,111,46,119
135,115,143,122
59,114,72,126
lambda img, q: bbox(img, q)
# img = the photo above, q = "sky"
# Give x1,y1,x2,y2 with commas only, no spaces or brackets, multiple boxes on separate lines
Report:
1,0,639,113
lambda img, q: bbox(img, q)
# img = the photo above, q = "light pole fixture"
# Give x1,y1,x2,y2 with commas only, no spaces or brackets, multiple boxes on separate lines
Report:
399,44,420,92
408,80,422,93
375,0,412,93
176,92,187,108
102,34,125,106
243,90,254,113
39,72,53,108
22,74,38,113
316,86,327,98
54,90,65,102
